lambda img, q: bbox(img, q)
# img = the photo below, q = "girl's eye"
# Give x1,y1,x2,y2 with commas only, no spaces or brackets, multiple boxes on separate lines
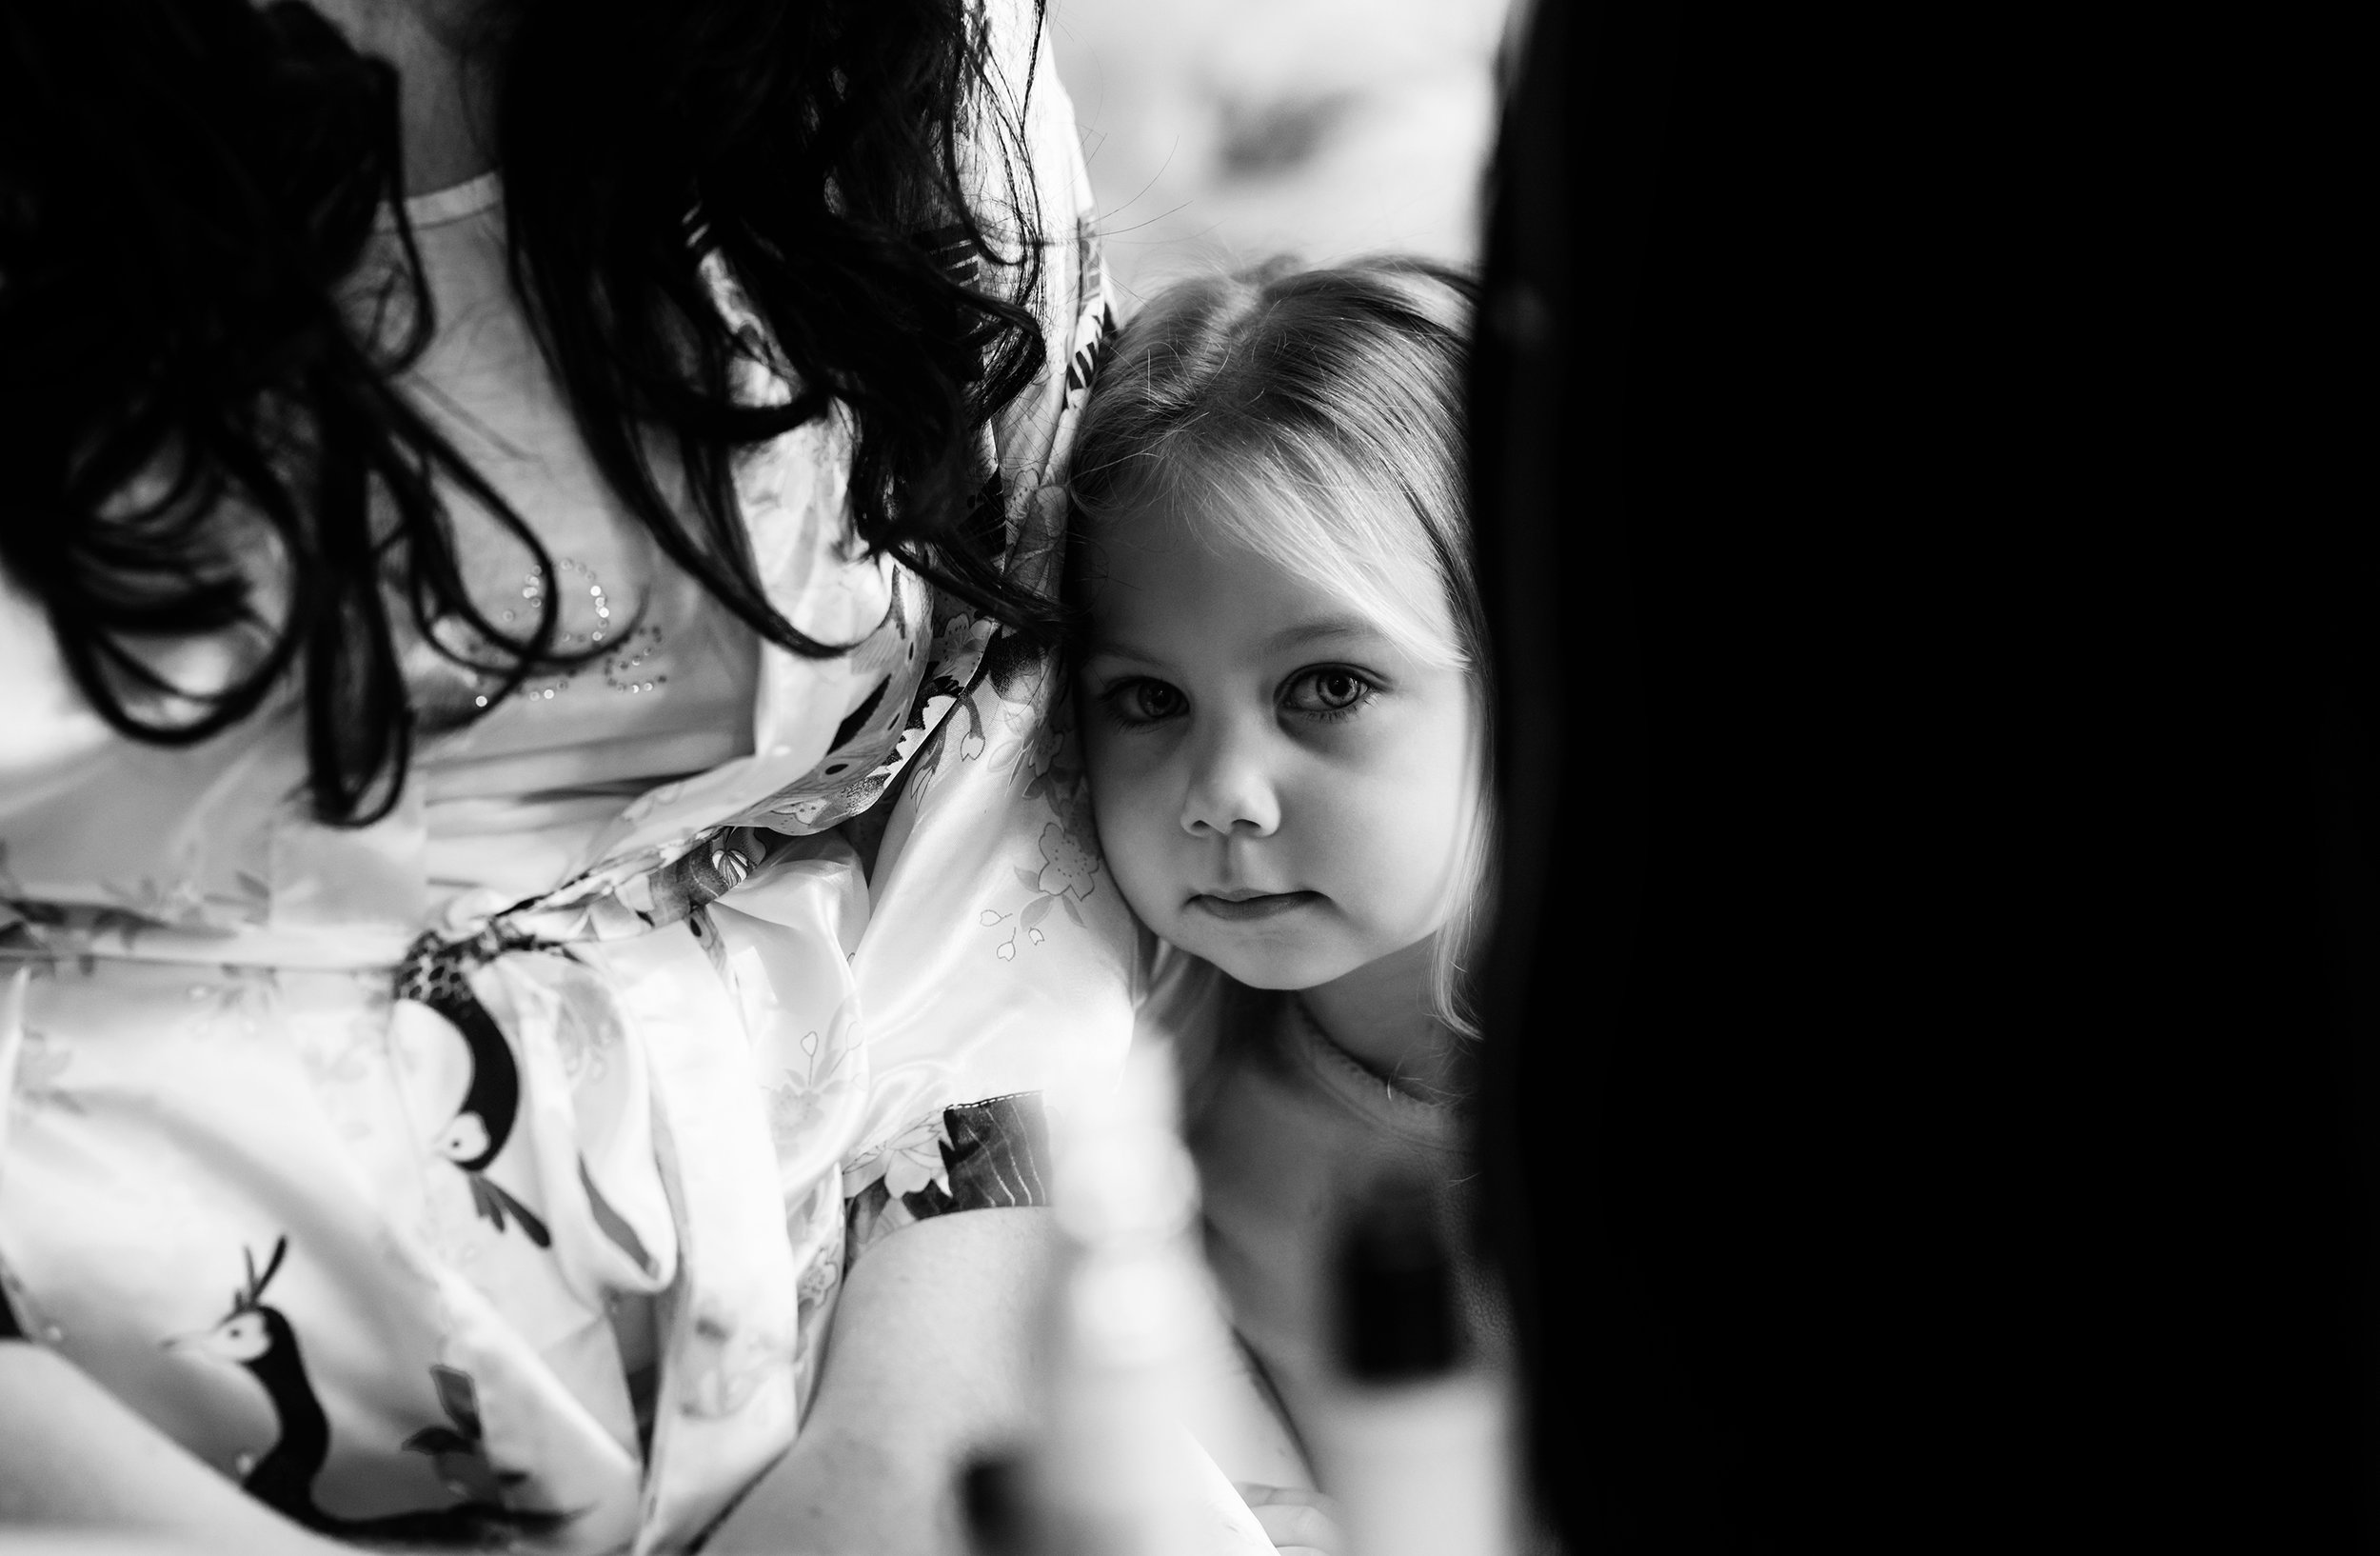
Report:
1282,667,1376,718
1105,678,1186,725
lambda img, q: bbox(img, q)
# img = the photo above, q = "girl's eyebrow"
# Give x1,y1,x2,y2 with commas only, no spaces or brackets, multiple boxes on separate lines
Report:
1265,616,1386,653
1082,618,1384,667
1080,642,1171,668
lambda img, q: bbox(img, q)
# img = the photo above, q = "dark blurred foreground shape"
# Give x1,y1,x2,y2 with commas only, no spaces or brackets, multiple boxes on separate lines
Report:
1471,1,1729,1547
1472,3,2367,1551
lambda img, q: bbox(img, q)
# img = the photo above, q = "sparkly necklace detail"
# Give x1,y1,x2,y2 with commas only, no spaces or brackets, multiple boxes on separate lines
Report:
470,557,666,708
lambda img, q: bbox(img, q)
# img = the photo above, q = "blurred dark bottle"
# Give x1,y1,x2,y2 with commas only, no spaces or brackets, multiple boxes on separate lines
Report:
1307,1170,1518,1556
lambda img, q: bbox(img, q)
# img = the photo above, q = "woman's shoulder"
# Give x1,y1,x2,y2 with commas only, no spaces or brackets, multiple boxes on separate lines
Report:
0,569,110,782
966,0,1103,354
953,0,1091,239
972,0,1072,128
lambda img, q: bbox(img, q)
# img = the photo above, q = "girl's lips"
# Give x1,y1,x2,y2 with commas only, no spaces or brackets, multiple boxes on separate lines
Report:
1188,890,1321,922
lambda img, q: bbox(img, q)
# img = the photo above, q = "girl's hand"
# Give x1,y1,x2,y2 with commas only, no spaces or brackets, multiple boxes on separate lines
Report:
1235,1484,1346,1556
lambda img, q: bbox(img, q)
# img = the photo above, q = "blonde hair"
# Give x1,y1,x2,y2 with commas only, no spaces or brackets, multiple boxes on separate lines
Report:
1068,256,1497,1040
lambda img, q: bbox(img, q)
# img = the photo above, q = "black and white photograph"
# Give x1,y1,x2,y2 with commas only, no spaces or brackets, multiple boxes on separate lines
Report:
0,2,2363,1553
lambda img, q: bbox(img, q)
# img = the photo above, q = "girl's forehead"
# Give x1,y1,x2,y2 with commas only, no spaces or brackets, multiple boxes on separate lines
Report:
1083,494,1201,553
1082,498,1461,668
1088,485,1407,579
1087,509,1317,612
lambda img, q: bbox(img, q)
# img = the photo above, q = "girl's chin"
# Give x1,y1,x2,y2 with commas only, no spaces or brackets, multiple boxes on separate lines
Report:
1173,928,1356,992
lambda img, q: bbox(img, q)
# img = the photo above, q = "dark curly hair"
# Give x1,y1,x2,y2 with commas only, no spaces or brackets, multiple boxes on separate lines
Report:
0,0,1054,825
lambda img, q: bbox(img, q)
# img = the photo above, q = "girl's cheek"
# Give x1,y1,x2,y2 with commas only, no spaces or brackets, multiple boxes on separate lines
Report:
1097,802,1184,931
1087,767,1161,871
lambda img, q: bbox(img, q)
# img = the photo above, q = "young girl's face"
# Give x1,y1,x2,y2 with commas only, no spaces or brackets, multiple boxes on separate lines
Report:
1078,501,1478,992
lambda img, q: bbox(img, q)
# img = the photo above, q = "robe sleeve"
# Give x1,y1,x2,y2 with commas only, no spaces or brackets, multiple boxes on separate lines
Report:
835,0,1128,1249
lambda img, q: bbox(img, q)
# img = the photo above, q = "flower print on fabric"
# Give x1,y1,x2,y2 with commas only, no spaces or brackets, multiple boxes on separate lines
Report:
971,690,1103,962
183,967,283,1045
764,1014,862,1163
0,843,211,963
843,1094,1053,1263
0,829,273,960
844,1110,956,1206
979,824,1099,962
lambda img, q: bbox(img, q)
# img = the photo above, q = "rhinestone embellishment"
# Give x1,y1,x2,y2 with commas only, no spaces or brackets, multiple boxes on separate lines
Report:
471,557,664,707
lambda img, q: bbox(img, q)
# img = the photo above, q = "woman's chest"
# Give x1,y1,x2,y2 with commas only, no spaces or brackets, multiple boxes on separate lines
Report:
395,204,764,783
0,195,940,945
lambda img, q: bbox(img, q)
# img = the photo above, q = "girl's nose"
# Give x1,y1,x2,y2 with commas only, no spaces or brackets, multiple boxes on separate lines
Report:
1180,722,1280,839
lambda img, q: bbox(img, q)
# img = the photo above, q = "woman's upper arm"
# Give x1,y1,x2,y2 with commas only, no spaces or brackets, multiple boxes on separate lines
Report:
704,1205,1058,1556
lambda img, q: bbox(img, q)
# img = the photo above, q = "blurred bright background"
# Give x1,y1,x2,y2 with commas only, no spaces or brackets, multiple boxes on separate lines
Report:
1046,0,1517,307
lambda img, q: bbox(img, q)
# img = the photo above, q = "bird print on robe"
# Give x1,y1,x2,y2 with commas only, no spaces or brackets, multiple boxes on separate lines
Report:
165,1236,567,1542
395,939,550,1248
393,934,661,1279
403,1364,532,1505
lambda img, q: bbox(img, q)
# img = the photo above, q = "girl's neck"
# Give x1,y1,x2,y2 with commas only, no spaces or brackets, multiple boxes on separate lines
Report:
308,1,499,196
1298,936,1460,1097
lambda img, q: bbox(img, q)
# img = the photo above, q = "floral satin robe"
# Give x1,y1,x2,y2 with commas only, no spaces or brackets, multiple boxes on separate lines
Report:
0,5,1123,1550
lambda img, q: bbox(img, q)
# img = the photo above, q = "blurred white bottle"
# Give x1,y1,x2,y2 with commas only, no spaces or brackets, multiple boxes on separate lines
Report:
1308,1170,1519,1556
1018,1040,1274,1556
